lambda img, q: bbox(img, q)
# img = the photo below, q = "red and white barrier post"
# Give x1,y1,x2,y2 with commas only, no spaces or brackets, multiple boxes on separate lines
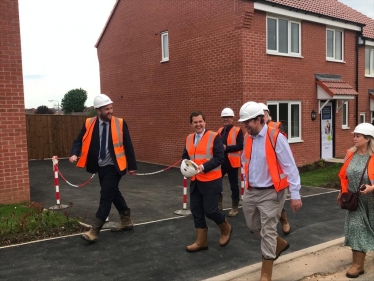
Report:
49,156,68,210
174,176,191,216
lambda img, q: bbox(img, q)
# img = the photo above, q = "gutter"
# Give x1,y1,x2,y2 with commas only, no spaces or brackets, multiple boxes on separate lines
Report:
355,26,365,127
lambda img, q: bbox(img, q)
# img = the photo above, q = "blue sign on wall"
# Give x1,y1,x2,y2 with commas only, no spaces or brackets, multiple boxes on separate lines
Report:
322,106,331,120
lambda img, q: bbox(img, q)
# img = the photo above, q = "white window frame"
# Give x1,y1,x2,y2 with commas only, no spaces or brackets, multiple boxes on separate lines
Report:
342,102,349,129
360,112,366,123
267,101,302,143
371,112,374,124
365,48,374,77
161,31,169,62
266,16,302,57
326,28,344,62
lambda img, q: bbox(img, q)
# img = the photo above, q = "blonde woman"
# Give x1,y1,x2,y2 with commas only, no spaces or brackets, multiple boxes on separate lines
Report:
338,123,374,278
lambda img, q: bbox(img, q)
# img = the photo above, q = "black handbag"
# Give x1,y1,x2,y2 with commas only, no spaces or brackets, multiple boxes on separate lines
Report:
341,157,369,211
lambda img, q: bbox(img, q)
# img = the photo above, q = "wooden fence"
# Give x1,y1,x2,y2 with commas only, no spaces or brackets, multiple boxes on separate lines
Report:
26,115,87,160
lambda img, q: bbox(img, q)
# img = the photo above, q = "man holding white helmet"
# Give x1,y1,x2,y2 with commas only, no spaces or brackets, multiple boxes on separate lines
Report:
217,107,243,216
69,93,137,242
181,111,233,253
239,101,302,281
258,102,291,235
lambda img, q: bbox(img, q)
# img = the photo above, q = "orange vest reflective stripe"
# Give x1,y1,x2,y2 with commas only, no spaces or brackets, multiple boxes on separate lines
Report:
338,150,374,193
268,121,281,130
242,127,289,192
218,126,241,168
77,117,127,171
186,131,222,182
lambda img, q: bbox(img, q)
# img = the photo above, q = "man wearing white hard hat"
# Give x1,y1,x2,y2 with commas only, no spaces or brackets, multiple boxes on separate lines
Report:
69,93,137,242
258,102,291,235
217,107,243,216
181,111,233,253
239,101,302,281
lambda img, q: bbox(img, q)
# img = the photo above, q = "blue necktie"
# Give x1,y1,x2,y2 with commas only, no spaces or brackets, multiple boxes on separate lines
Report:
100,123,107,160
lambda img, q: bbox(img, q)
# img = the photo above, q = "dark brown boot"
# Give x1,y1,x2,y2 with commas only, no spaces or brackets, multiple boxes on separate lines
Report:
275,235,290,260
279,208,291,235
228,199,239,217
81,218,105,242
111,208,133,232
346,250,366,278
218,219,233,247
218,194,223,211
186,228,208,253
260,258,273,281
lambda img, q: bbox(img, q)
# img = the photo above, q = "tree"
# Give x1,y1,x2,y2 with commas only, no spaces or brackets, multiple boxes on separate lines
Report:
36,105,54,114
61,88,88,114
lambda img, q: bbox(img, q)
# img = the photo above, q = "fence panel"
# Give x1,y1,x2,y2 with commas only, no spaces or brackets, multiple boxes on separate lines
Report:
26,115,87,160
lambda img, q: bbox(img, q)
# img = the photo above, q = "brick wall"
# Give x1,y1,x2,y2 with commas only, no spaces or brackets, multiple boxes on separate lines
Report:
0,0,30,203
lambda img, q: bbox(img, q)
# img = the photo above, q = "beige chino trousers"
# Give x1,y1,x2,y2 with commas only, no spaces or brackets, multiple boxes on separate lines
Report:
242,187,287,259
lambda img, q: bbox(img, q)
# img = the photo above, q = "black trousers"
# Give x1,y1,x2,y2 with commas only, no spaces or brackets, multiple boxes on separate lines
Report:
95,165,128,221
221,162,240,200
190,181,225,228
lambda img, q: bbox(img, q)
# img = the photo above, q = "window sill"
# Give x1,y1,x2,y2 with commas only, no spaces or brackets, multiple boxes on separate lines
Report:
365,75,374,78
326,58,346,63
342,126,350,130
160,59,169,63
288,139,304,144
267,51,303,59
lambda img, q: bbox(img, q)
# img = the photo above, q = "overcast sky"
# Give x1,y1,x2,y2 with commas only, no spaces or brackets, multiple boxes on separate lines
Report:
19,0,374,109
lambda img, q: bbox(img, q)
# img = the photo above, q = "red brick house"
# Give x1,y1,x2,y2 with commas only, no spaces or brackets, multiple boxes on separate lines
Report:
0,0,30,204
95,0,374,167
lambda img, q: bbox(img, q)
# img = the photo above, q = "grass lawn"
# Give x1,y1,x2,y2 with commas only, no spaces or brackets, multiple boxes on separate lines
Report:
300,163,342,188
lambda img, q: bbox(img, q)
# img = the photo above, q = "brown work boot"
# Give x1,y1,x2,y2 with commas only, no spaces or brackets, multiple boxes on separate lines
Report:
186,228,208,253
111,208,133,232
279,208,291,234
260,258,273,281
81,218,105,242
218,219,233,247
218,194,223,211
275,235,290,260
228,199,239,217
346,250,366,278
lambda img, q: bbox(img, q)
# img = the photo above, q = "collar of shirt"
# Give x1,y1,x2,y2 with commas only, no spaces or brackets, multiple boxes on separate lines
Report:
98,118,109,127
196,129,205,138
251,124,267,139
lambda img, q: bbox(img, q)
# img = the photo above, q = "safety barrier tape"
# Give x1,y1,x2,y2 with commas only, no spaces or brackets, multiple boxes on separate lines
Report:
135,159,181,175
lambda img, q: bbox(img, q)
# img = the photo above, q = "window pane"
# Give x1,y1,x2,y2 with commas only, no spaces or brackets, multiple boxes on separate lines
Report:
327,30,334,58
267,18,277,51
162,34,169,58
290,104,300,138
335,31,342,60
279,19,288,53
291,23,299,53
365,48,371,75
279,103,289,133
268,105,278,121
342,103,347,126
371,50,374,75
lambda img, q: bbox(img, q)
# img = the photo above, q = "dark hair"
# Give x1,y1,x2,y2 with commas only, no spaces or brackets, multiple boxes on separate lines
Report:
190,111,206,123
254,115,265,124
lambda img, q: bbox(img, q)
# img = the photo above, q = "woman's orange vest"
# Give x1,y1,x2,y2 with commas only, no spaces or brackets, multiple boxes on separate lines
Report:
186,131,222,182
77,117,127,171
242,127,289,192
338,150,374,193
218,126,241,168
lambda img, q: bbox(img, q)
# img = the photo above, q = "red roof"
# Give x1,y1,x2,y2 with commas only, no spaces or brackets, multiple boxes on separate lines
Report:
316,79,359,97
262,0,374,39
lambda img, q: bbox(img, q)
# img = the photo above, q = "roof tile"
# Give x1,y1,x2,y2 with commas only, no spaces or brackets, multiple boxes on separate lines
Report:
317,79,359,97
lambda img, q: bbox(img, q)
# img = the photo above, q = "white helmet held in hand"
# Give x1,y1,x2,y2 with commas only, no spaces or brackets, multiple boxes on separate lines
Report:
353,123,374,138
94,94,113,109
180,159,199,178
238,102,264,122
258,102,269,113
221,108,235,117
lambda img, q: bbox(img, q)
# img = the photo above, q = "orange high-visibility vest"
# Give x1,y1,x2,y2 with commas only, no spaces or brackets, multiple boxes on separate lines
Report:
338,150,374,193
242,127,289,192
268,121,281,130
186,131,222,182
77,117,127,171
218,126,241,168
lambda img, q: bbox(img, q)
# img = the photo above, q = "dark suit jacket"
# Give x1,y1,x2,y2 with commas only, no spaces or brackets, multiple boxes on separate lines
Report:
182,130,224,193
71,117,137,175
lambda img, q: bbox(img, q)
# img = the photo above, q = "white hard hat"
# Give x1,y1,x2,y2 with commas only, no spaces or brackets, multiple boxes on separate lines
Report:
353,123,374,138
221,108,235,117
238,101,264,122
93,94,113,109
180,159,199,178
258,103,269,113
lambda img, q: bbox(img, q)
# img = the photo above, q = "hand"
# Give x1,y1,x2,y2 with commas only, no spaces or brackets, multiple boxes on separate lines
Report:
197,164,204,174
69,155,77,163
290,199,302,214
128,170,136,176
337,192,342,206
360,184,374,194
223,144,226,151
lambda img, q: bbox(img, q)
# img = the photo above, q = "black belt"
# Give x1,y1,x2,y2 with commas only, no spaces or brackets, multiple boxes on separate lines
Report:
251,185,275,190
